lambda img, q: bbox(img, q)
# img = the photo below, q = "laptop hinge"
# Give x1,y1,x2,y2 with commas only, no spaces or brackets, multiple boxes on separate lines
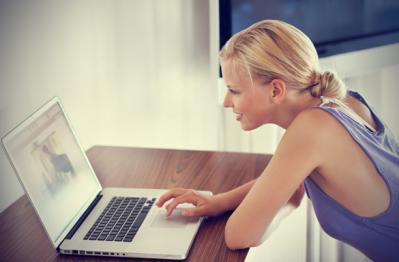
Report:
64,193,103,240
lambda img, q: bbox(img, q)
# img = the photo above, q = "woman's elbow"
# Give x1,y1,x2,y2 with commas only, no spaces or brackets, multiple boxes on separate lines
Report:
225,237,248,250
225,238,260,250
224,228,257,250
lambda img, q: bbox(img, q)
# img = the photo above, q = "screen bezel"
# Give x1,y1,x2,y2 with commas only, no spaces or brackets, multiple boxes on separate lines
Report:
1,97,102,248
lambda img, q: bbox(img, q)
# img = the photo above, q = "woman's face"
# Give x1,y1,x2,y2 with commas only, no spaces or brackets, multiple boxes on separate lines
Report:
221,59,274,131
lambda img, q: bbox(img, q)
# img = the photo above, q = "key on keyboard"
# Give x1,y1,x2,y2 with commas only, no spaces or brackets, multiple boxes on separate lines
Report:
84,196,155,242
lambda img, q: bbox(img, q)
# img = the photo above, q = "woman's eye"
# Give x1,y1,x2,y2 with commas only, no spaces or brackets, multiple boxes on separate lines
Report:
228,89,239,95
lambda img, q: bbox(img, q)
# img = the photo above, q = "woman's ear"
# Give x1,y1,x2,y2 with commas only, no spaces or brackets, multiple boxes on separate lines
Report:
269,79,287,104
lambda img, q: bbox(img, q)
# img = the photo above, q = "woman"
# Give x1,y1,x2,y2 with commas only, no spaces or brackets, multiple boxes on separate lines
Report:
156,20,399,261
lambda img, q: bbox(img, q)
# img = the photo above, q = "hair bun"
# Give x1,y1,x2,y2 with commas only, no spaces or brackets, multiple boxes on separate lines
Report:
314,70,346,99
308,71,324,98
320,71,335,90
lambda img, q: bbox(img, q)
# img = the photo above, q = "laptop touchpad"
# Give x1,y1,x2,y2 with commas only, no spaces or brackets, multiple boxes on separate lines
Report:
150,208,199,228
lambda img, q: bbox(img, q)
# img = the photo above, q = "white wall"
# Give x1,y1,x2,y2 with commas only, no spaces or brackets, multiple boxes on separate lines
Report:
0,0,217,212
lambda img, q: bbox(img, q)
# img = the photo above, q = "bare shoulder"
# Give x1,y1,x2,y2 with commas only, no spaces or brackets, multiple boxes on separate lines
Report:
272,108,341,170
273,108,348,174
286,108,344,143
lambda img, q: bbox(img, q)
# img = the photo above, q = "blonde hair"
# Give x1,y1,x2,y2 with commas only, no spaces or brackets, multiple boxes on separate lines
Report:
219,20,347,100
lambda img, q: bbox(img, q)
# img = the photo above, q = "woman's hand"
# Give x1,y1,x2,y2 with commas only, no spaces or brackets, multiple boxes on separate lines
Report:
156,188,223,217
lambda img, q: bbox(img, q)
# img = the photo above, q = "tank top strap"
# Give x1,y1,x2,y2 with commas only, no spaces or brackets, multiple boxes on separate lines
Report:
319,96,377,133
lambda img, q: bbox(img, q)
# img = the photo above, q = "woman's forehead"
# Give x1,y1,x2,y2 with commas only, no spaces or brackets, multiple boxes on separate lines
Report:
221,59,252,87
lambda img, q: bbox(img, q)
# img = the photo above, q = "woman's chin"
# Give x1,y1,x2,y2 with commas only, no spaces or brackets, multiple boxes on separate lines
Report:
239,121,264,131
240,122,255,131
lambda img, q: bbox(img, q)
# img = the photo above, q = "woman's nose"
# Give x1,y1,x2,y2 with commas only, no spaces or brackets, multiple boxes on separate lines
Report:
223,93,232,108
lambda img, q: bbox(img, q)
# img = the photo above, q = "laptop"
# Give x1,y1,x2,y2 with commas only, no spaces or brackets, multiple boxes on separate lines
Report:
1,97,210,260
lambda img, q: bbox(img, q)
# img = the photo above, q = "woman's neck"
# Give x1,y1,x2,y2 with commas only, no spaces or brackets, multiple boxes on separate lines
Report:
274,93,321,129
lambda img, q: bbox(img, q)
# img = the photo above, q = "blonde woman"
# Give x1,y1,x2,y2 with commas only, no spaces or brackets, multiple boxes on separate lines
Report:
156,20,399,261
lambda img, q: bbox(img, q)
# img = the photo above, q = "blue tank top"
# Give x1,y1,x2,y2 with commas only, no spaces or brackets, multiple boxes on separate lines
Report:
304,91,399,262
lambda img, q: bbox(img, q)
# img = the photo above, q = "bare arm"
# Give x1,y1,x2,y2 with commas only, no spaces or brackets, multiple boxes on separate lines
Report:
217,179,305,209
214,179,257,212
156,180,258,217
157,177,304,218
218,179,304,246
224,110,321,249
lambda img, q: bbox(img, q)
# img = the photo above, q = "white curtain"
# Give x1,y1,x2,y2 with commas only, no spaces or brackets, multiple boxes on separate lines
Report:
0,0,217,212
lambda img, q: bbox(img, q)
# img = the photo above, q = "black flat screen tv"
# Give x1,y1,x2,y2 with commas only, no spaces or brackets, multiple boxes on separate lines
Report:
219,0,399,57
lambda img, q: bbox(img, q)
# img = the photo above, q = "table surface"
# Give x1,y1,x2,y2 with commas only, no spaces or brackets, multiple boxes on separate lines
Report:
0,146,271,262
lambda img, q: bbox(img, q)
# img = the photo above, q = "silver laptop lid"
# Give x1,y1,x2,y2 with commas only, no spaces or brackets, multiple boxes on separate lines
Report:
1,97,102,248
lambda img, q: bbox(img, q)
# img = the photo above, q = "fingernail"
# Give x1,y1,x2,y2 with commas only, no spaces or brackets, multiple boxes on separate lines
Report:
181,210,188,216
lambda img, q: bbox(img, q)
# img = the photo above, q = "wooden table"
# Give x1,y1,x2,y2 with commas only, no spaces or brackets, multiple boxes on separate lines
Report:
0,146,271,262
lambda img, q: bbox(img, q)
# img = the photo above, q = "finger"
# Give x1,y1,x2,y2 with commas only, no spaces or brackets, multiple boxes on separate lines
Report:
165,195,193,216
181,206,209,217
165,193,199,217
156,188,187,207
164,195,197,212
156,188,188,207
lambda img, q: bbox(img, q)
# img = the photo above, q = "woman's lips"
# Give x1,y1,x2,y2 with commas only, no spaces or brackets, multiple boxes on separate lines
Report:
236,114,242,121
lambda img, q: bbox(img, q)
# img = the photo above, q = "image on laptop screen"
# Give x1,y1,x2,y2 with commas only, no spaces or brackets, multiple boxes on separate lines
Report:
3,102,100,244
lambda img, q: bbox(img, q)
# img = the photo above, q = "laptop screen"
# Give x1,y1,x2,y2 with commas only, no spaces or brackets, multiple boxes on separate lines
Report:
2,100,101,246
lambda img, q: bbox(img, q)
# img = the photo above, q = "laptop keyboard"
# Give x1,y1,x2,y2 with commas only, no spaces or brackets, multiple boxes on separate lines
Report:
84,196,155,242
